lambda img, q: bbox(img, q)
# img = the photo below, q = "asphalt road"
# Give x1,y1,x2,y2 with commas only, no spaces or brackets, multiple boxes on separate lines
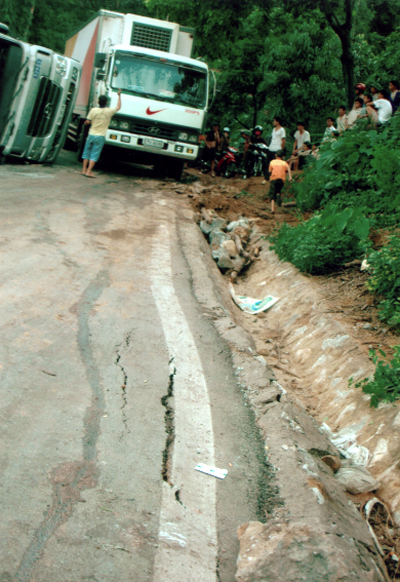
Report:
0,151,266,582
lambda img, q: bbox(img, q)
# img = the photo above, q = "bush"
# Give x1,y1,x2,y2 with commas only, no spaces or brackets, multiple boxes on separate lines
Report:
352,346,400,407
269,204,369,274
366,235,400,328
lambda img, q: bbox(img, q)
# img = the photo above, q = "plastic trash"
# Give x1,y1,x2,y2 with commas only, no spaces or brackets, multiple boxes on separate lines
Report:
320,422,370,466
336,464,380,494
195,463,228,480
229,282,278,314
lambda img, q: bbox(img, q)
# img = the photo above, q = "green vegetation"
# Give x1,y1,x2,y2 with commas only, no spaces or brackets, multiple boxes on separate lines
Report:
351,347,400,407
366,236,400,329
269,204,369,274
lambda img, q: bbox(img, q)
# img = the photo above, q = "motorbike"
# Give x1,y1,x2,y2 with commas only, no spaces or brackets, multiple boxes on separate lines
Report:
215,146,243,178
243,143,269,178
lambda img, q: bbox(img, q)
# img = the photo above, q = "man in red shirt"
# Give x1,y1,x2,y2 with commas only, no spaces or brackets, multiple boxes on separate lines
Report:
268,150,291,213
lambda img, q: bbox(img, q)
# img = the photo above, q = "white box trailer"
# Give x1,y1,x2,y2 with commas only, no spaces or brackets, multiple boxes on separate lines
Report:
0,29,81,164
65,10,214,179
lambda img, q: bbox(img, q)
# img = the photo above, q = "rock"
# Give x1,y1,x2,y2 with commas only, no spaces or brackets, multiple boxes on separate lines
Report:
211,248,236,271
222,239,238,258
321,455,341,473
209,229,230,250
227,217,250,231
217,253,236,271
231,225,251,242
253,384,282,406
236,520,387,582
189,181,205,195
363,323,371,330
199,218,227,235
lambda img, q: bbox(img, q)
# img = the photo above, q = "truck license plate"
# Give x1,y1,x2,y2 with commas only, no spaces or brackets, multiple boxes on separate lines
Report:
143,137,163,149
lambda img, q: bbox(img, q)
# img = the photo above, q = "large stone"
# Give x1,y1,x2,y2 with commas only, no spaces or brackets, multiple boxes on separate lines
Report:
199,218,227,235
221,239,238,258
236,520,387,582
209,228,230,250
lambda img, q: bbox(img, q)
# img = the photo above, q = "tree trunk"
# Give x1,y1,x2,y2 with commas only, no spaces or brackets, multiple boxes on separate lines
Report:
320,0,355,110
340,33,355,110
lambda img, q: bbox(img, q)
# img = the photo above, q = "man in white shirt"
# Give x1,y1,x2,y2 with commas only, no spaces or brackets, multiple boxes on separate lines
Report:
336,106,348,134
347,98,363,127
322,117,337,142
263,117,286,182
292,122,310,154
374,90,393,124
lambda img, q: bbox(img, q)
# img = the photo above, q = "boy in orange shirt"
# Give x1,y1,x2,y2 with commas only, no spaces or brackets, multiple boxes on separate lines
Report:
268,150,291,213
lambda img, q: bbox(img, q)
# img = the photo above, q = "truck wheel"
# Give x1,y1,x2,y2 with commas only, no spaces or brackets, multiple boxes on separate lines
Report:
154,158,167,178
168,160,184,181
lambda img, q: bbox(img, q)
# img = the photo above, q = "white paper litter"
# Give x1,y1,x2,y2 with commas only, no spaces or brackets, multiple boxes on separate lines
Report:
320,422,370,466
229,282,278,314
195,463,228,480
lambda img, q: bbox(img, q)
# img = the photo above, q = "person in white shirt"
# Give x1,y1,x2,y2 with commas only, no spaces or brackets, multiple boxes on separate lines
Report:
292,122,310,154
336,106,348,134
347,98,363,127
322,117,337,142
374,90,393,124
263,117,286,183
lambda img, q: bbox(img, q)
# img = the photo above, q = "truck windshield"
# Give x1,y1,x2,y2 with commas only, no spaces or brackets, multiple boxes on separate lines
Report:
111,52,207,108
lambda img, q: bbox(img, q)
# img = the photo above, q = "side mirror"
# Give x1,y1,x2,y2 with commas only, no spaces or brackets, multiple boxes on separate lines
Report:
96,70,106,80
94,52,106,68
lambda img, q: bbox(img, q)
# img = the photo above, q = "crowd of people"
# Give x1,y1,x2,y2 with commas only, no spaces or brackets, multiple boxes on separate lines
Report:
199,80,398,212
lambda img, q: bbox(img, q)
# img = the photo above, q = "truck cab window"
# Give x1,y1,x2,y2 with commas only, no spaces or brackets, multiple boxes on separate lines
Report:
111,52,206,108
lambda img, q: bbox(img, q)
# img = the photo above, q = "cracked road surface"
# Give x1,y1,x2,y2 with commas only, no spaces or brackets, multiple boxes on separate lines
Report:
0,153,266,582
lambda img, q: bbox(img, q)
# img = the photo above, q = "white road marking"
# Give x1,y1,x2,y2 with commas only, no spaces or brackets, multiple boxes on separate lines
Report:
151,223,217,582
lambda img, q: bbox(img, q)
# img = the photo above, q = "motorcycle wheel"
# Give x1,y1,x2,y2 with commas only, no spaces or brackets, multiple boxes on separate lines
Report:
225,162,236,178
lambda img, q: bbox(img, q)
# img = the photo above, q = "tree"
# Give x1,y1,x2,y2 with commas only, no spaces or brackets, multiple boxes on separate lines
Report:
319,0,355,110
0,0,35,40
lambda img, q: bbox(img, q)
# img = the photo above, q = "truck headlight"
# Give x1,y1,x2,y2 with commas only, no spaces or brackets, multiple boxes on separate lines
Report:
178,132,188,141
55,56,67,77
109,119,119,128
188,134,198,143
71,67,78,81
119,121,130,130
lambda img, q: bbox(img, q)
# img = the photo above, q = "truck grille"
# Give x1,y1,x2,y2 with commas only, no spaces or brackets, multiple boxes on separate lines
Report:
27,78,61,137
130,23,172,52
130,119,175,140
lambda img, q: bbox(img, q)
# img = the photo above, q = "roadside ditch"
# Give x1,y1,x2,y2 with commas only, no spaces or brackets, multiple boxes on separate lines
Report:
162,171,400,581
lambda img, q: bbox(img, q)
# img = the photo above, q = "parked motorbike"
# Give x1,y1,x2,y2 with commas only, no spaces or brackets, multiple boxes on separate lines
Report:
215,146,242,178
243,143,269,178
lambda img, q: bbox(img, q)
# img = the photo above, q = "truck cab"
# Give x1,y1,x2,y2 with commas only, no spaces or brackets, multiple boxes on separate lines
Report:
96,45,208,174
0,31,81,163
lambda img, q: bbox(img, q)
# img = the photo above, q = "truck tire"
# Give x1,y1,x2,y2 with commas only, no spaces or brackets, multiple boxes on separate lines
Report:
167,160,184,181
154,158,167,178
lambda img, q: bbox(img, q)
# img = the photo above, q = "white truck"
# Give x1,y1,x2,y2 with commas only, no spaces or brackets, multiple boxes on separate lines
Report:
0,24,81,164
65,10,214,179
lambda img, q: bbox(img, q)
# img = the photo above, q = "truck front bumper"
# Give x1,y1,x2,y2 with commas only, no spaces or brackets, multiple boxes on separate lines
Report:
105,130,199,160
